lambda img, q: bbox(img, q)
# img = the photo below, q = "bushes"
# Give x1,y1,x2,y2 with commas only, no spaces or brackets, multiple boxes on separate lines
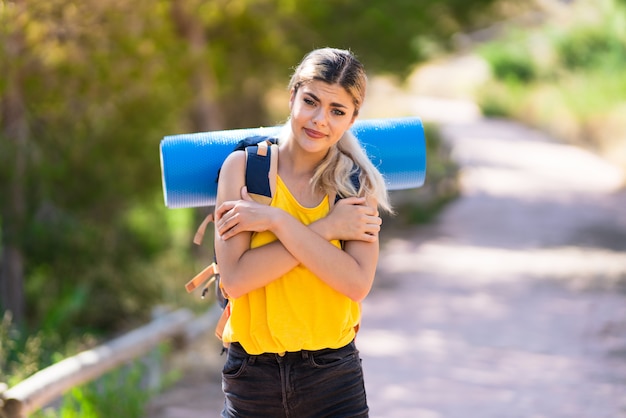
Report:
556,27,626,71
481,42,537,83
0,312,44,387
476,0,626,167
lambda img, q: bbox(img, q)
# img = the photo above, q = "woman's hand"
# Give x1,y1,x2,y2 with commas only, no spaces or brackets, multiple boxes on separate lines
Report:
215,187,280,240
315,196,382,243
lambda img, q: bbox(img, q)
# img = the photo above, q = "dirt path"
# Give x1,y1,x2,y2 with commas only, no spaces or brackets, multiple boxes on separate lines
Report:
147,115,626,417
360,118,626,417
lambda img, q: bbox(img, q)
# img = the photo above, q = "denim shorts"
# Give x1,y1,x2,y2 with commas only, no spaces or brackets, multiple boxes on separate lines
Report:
221,340,369,417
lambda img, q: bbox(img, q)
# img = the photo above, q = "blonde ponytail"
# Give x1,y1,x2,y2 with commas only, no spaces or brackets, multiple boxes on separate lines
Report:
311,130,393,214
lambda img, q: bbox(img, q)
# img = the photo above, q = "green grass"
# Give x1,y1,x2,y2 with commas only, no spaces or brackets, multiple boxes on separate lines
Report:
476,0,626,165
2,311,182,418
30,344,180,418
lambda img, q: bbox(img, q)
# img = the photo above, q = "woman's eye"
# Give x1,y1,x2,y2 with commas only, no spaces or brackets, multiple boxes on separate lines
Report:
304,98,316,106
332,109,346,116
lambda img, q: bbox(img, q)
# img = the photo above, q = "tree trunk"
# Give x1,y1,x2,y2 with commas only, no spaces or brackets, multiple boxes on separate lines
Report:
170,0,224,133
170,0,224,257
0,0,28,324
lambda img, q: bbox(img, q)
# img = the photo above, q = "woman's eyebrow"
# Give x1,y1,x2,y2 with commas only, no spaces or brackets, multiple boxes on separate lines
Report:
306,92,348,108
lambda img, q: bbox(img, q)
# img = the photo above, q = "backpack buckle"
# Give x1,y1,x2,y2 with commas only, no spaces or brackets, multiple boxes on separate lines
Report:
185,262,220,293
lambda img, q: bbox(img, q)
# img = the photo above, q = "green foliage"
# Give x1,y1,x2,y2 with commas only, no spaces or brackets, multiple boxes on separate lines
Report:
290,0,507,76
481,42,537,83
555,26,626,71
22,198,172,335
58,362,150,418
0,0,515,358
31,357,158,418
0,311,45,386
1,0,191,334
476,81,528,118
3,329,180,418
476,0,626,167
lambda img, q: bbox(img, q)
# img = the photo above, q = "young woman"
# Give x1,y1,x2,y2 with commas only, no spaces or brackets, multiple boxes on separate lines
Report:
214,47,392,417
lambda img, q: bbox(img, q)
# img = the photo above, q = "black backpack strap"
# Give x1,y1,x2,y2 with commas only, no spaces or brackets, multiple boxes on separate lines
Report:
190,136,278,288
245,137,278,205
333,166,362,205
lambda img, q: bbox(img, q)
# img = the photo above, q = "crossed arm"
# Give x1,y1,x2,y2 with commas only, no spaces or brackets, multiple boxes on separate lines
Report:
213,151,382,302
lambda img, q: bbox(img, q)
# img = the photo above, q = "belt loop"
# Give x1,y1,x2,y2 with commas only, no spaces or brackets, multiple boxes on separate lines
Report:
301,350,309,360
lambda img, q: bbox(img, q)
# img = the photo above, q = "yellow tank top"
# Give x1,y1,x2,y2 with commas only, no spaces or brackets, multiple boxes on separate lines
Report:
221,175,360,354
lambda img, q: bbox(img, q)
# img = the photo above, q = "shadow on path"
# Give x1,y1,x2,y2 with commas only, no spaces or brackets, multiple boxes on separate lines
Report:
360,118,626,417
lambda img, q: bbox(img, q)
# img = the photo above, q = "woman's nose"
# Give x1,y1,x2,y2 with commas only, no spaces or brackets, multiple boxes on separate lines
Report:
312,108,327,126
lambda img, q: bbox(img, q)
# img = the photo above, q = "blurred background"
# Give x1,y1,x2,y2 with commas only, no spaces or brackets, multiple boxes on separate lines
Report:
1,0,625,415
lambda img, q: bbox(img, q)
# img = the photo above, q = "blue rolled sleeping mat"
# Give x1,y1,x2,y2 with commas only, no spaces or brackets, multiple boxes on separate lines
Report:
160,116,427,209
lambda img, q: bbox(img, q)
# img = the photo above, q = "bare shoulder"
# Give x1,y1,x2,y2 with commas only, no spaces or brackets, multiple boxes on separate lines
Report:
217,151,246,201
221,149,246,174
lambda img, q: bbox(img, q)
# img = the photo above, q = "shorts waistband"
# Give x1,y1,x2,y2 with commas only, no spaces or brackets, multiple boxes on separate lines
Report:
229,340,356,361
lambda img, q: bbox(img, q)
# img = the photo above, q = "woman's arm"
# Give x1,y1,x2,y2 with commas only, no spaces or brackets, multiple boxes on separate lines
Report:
266,196,380,302
214,152,381,301
219,193,381,243
214,152,298,298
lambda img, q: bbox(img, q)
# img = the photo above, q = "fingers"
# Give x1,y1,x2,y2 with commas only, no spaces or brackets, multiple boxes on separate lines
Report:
360,233,378,243
215,200,236,220
215,196,276,239
335,196,377,216
352,229,379,244
216,211,237,239
364,219,381,235
357,212,382,242
215,200,246,239
339,196,366,205
215,189,251,236
324,195,383,242
364,212,382,225
359,212,382,231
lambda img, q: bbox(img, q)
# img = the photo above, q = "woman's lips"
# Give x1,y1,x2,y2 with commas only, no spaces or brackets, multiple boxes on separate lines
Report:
304,128,326,139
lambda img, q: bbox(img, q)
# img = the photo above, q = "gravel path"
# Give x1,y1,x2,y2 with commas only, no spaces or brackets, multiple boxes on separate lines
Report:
147,116,626,417
360,118,626,418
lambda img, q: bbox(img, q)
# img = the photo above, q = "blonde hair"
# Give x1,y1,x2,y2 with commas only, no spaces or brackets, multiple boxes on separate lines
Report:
286,48,393,213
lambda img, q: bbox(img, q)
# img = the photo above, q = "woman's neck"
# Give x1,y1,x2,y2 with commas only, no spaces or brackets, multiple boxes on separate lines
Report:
277,140,327,206
278,141,324,179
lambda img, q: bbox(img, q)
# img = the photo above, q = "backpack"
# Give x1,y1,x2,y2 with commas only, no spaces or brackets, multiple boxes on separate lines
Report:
184,135,361,344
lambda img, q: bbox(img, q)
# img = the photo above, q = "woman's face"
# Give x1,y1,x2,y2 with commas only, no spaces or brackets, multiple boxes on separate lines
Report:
288,80,357,157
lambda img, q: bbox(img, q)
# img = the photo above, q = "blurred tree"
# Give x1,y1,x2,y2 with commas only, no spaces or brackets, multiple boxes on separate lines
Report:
170,0,224,133
0,0,514,336
292,0,510,74
1,0,189,332
1,0,28,325
168,0,512,130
